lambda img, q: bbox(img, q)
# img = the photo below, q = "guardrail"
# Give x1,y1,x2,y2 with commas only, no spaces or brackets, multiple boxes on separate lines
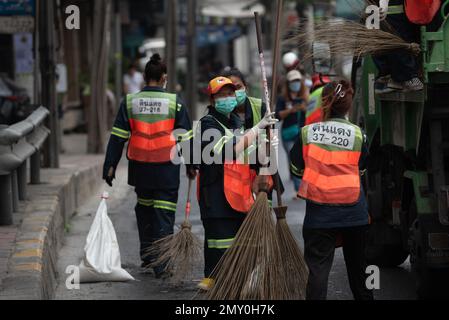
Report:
0,106,50,226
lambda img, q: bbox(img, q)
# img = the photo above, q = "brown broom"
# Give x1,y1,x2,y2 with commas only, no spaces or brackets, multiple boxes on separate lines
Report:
204,5,292,300
145,179,201,283
285,18,420,62
268,0,309,301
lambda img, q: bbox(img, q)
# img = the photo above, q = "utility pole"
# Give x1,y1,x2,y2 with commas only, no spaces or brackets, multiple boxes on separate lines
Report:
39,0,60,168
113,0,122,107
165,0,178,92
88,0,112,154
186,0,197,120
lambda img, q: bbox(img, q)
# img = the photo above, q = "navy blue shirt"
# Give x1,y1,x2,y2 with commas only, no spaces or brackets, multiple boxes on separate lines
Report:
103,86,193,190
275,96,305,131
197,108,243,220
290,118,370,229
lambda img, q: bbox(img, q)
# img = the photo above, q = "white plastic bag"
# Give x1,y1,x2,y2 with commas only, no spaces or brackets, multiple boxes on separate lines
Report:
78,192,135,283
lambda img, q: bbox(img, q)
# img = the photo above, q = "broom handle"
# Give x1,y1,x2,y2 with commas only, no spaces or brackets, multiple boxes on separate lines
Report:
185,178,193,220
254,12,271,114
254,5,285,208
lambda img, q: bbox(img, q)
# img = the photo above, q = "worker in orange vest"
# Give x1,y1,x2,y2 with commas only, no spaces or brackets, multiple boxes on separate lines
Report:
195,76,278,291
304,73,331,126
102,54,196,279
290,80,373,300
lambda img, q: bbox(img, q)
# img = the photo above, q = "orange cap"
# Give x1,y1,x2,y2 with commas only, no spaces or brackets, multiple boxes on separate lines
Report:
207,77,236,96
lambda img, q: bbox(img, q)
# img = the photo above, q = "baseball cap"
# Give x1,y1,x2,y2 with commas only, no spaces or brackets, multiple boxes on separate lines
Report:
286,70,303,82
207,77,236,96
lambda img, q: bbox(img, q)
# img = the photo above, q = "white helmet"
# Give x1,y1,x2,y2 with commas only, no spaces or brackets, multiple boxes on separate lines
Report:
282,52,299,70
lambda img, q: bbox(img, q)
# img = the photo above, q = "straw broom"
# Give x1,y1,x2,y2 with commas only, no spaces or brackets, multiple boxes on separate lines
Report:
205,5,292,300
145,179,201,283
205,192,288,300
285,18,421,62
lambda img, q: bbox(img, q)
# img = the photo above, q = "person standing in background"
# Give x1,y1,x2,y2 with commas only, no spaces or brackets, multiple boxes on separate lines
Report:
275,69,309,194
123,62,145,95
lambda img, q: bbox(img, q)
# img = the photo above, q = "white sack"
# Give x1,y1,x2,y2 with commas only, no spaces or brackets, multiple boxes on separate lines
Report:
78,192,134,283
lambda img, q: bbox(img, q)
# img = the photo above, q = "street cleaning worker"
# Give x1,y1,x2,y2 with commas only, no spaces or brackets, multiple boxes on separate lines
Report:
195,76,278,291
275,69,309,194
305,73,331,126
102,54,196,279
373,0,423,93
221,68,275,197
290,79,373,300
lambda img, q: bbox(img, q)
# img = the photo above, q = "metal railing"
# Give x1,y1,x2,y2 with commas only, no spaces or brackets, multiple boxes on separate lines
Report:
0,106,50,226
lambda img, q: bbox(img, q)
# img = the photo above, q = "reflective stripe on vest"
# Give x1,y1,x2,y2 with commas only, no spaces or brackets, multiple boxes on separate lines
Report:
305,87,324,125
298,119,363,206
209,115,255,213
126,91,177,163
248,97,263,126
387,5,404,15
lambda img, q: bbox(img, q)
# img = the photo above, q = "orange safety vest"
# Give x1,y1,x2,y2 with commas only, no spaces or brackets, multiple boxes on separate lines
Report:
298,119,363,206
126,91,177,163
196,115,274,213
305,86,324,126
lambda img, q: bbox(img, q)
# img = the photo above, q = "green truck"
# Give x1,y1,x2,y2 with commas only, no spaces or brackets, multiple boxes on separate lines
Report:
352,5,449,298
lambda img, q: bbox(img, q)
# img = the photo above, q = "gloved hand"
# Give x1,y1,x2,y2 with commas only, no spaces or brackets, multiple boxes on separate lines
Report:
270,133,279,151
379,0,389,21
379,7,387,21
105,167,115,187
254,112,279,131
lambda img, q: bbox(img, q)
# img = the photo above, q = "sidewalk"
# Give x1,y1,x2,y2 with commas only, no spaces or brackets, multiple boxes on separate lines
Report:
0,134,104,300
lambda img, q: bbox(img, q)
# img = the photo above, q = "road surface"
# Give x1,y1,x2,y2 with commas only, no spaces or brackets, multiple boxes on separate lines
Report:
54,146,417,300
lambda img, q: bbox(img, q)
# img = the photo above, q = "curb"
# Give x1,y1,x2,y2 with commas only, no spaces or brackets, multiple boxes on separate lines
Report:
0,156,103,300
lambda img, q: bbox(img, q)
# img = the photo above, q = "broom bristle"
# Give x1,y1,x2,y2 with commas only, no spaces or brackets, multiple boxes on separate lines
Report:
145,219,202,283
284,18,419,61
205,192,290,300
275,218,309,300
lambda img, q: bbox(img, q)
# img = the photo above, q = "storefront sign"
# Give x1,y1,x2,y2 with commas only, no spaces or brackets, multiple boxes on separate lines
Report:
0,0,35,16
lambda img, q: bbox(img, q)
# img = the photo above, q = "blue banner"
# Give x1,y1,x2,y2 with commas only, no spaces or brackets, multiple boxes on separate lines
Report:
0,0,35,16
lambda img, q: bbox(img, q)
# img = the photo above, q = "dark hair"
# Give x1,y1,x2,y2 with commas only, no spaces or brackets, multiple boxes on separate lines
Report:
144,54,167,82
221,68,247,86
321,80,354,121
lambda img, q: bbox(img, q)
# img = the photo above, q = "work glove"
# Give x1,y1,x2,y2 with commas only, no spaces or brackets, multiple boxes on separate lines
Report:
254,112,279,131
105,167,115,187
379,0,389,21
258,132,280,169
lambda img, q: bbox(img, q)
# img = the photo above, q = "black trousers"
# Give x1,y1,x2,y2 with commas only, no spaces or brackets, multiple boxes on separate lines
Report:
303,226,374,300
135,188,178,274
374,10,420,82
202,217,245,278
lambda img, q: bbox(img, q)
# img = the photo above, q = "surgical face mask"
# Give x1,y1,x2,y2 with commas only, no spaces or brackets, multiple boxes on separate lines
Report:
215,97,238,115
235,89,247,106
289,81,302,93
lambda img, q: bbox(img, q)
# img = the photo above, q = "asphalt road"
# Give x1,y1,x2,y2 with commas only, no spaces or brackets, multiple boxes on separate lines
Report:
54,147,417,300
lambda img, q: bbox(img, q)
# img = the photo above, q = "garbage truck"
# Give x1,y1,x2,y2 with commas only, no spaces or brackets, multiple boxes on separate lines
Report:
351,3,449,298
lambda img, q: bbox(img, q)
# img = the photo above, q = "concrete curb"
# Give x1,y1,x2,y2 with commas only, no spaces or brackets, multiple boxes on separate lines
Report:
0,156,103,300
